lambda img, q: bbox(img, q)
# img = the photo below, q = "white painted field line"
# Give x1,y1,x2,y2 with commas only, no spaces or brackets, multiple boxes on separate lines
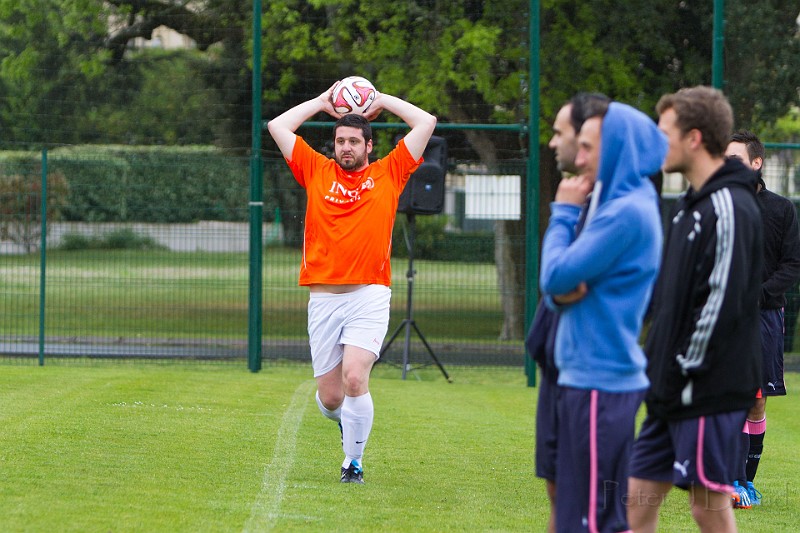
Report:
243,379,315,533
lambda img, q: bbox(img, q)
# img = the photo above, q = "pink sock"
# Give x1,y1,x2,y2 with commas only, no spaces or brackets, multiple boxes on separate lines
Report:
746,416,766,435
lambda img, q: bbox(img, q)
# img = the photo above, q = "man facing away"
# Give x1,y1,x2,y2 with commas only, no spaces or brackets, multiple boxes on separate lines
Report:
725,130,800,508
267,83,436,483
526,92,610,533
539,101,667,532
627,87,763,533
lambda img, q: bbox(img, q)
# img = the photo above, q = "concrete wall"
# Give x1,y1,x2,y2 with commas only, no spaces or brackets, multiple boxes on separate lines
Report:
0,221,284,254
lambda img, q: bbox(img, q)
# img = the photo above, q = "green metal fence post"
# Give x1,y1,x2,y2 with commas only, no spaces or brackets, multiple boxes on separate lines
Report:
764,142,800,150
38,149,47,366
712,0,725,89
524,0,540,386
248,0,264,372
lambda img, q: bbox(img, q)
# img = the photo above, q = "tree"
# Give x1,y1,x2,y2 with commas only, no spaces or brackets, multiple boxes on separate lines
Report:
0,168,68,253
723,3,800,130
0,0,109,147
0,0,247,149
1,0,798,339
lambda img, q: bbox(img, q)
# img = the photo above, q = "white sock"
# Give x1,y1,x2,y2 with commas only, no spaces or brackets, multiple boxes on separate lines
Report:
315,390,341,423
341,392,373,468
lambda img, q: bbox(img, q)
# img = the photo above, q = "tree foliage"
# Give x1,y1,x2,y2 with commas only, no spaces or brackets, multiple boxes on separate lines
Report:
1,0,798,338
0,0,246,149
0,0,108,146
2,1,797,147
0,167,68,252
723,2,800,130
541,1,800,131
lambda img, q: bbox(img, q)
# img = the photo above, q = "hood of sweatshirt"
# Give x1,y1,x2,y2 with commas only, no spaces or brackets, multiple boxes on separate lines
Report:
590,102,668,211
686,157,759,207
540,102,667,392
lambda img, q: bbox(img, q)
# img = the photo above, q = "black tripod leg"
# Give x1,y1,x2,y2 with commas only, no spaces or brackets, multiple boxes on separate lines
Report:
379,319,407,358
386,212,450,382
411,321,452,382
401,318,413,380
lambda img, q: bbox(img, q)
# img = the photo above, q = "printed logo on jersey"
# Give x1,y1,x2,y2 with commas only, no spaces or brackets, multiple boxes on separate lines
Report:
687,211,702,242
325,177,375,204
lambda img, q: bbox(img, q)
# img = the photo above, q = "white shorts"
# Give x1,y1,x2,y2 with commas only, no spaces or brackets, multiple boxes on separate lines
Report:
307,285,391,377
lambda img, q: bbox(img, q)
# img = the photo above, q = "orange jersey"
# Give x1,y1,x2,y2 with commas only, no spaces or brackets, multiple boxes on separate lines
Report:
287,137,421,286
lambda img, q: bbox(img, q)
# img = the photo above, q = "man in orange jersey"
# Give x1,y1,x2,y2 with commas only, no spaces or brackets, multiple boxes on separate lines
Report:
268,82,436,483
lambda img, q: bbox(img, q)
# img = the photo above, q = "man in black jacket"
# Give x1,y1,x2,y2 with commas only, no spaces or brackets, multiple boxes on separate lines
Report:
627,87,763,533
725,130,800,507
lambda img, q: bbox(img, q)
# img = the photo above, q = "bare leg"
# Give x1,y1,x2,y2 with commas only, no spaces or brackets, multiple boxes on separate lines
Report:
689,485,738,533
628,477,671,533
315,362,344,412
341,345,376,396
315,345,378,409
546,479,556,533
748,397,767,421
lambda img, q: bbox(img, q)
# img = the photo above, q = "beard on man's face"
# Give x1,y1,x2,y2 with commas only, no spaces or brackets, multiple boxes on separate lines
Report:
336,152,365,170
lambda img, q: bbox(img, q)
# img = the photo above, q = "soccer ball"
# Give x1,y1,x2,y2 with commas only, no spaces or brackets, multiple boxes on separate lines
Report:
331,76,377,115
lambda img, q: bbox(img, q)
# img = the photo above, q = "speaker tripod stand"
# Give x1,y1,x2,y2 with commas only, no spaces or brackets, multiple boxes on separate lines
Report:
380,213,451,382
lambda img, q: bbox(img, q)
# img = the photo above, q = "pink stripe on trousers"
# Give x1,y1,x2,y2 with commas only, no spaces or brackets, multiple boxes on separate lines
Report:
588,390,599,533
696,416,735,494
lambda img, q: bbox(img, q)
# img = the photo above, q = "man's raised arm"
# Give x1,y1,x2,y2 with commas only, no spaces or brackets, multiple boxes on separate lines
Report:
267,82,339,161
368,94,436,160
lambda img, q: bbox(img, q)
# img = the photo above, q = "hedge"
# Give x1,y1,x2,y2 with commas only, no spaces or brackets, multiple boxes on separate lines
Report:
1,147,493,263
0,146,257,223
391,215,494,263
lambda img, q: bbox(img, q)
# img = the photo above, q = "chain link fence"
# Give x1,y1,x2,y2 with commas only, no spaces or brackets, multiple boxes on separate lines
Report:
0,147,525,368
2,143,799,369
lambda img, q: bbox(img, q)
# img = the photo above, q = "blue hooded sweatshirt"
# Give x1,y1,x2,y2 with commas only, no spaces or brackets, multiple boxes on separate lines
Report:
539,102,668,392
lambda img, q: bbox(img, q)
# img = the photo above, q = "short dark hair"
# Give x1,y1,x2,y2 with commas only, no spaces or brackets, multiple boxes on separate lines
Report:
333,114,372,143
656,86,733,157
569,92,611,132
730,130,765,162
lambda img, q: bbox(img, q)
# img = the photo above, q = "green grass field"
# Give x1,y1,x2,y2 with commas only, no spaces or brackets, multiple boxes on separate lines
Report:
4,248,800,354
0,362,797,532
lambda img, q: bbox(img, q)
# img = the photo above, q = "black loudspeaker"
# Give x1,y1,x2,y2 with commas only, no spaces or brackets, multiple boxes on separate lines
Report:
397,135,447,215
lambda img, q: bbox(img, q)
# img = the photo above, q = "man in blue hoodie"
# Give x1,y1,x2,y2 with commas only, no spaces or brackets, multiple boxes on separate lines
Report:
539,102,667,532
528,92,611,533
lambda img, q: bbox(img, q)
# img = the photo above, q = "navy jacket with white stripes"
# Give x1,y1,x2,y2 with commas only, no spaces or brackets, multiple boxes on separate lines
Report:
644,158,763,420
